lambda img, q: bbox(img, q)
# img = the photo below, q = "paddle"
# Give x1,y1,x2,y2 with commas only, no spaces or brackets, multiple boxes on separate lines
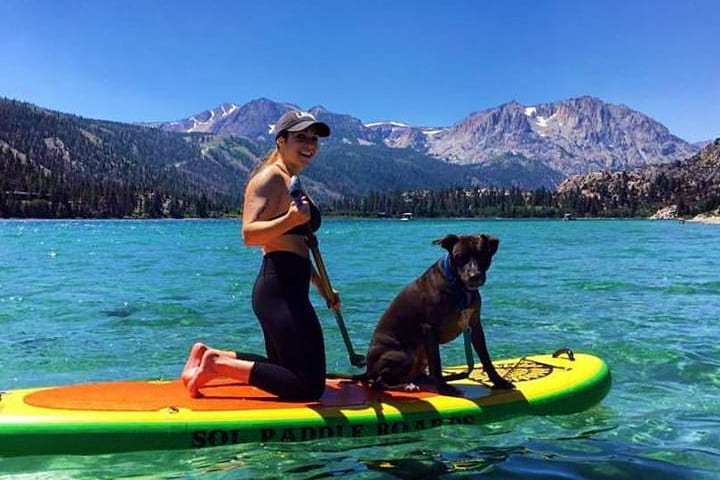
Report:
289,176,367,368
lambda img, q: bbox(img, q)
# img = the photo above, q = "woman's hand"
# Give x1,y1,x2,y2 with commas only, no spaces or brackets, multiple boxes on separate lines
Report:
325,288,341,312
286,194,311,228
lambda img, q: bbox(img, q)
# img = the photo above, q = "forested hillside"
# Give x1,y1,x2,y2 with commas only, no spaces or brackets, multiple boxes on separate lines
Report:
556,139,720,217
0,99,254,218
305,144,468,198
331,140,720,218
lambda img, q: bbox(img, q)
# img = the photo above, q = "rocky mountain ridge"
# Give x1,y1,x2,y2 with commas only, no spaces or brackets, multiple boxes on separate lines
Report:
156,98,297,141
158,96,700,182
428,97,698,174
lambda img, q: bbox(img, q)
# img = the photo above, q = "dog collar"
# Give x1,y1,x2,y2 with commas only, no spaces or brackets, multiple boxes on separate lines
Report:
441,254,477,309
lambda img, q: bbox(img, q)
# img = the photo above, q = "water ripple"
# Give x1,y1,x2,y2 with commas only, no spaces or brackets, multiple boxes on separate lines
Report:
1,219,720,478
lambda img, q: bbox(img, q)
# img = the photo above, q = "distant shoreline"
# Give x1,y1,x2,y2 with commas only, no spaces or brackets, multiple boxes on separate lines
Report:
3,215,718,222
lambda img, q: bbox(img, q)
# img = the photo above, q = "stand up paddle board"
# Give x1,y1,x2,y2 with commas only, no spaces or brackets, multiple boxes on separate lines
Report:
0,351,610,456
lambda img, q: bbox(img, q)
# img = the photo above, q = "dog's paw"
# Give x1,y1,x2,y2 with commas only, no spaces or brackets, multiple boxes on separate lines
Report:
402,382,421,392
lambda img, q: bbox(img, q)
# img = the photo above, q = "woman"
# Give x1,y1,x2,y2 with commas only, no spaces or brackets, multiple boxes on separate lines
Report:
182,110,339,401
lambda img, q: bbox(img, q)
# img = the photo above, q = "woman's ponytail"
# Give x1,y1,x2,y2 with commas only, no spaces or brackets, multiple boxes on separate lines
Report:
246,132,288,187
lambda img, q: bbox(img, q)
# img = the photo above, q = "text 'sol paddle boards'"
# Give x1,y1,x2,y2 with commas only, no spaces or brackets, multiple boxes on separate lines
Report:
0,352,610,456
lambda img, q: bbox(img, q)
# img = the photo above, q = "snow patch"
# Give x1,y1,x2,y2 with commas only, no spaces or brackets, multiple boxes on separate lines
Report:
188,116,200,132
422,129,443,137
357,139,374,146
221,104,238,116
365,121,410,128
187,111,219,132
536,116,548,128
524,107,537,117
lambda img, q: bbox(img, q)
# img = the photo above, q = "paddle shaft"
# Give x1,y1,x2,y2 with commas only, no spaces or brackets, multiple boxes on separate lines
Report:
288,175,365,368
305,232,366,368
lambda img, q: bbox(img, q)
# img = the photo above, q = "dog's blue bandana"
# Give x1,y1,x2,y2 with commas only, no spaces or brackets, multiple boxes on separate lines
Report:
441,253,478,310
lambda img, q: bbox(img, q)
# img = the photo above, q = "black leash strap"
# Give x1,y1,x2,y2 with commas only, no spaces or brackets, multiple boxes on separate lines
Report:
442,328,475,382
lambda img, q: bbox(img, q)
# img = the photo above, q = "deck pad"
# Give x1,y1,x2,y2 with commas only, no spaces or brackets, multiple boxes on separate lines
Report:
24,377,439,411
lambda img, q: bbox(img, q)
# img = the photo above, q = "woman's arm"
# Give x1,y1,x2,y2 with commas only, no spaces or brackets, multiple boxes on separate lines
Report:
241,169,309,246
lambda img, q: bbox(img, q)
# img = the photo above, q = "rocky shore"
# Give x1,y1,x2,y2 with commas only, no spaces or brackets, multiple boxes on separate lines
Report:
688,208,720,224
650,205,720,224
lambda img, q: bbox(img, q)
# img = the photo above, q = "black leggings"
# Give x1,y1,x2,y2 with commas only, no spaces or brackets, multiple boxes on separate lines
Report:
237,251,326,400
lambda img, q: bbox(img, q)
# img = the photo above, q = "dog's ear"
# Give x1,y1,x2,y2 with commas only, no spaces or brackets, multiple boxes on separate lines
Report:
432,234,459,252
477,234,499,256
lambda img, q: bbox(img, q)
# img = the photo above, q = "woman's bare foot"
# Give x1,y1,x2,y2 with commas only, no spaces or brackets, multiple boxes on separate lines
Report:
186,352,220,398
181,342,207,386
186,352,255,398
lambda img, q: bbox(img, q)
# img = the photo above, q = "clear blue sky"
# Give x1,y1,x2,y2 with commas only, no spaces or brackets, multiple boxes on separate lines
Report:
1,0,718,142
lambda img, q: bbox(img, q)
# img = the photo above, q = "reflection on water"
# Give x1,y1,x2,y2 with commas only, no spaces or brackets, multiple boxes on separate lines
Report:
3,432,715,480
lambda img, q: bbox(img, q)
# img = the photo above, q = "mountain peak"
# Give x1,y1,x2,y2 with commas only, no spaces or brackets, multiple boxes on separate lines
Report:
248,97,276,104
429,96,697,174
243,97,293,109
568,95,602,103
499,100,524,109
309,105,329,114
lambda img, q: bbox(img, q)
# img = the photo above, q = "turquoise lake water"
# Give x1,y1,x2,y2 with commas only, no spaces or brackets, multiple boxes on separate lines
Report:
1,218,719,479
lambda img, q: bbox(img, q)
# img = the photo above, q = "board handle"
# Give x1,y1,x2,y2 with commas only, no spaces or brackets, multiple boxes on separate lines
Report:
552,348,575,361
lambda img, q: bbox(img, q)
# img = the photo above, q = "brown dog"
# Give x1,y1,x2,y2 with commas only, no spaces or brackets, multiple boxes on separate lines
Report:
365,234,513,395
